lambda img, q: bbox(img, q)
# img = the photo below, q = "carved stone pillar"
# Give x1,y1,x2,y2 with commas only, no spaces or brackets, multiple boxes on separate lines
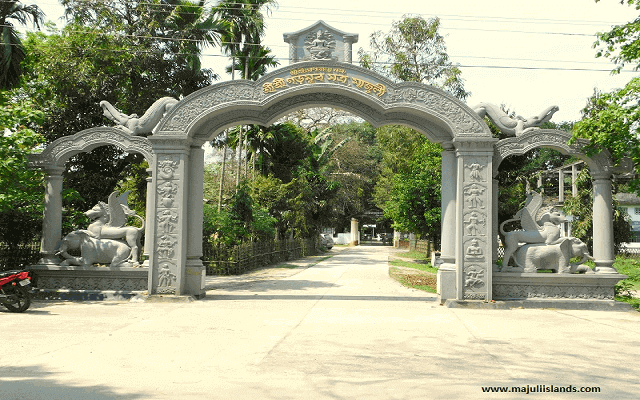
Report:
453,137,498,301
343,36,356,63
142,168,153,267
147,137,192,295
350,218,359,246
439,144,456,265
492,177,499,268
437,144,457,302
559,169,564,202
185,142,206,298
39,166,65,265
592,171,617,273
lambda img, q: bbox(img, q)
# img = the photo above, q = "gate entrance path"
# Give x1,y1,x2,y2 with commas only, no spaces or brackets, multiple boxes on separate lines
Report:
3,246,640,399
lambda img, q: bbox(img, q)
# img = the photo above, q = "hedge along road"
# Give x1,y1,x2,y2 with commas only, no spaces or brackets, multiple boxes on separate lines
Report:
1,246,640,400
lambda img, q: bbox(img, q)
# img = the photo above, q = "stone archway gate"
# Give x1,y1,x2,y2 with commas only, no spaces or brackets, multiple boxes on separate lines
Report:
145,61,494,298
28,61,623,301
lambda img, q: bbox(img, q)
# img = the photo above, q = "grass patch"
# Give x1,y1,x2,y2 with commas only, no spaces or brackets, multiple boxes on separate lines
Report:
613,256,640,290
616,295,640,311
389,266,437,293
389,259,438,274
611,256,640,311
395,250,430,261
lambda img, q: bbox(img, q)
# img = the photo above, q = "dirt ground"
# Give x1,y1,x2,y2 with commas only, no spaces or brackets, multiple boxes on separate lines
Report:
388,265,437,290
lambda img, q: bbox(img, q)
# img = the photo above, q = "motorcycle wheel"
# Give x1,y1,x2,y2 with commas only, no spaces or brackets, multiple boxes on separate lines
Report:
4,285,31,313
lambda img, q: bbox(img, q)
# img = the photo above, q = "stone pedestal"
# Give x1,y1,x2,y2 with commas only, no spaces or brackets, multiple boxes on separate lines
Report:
493,272,626,300
437,267,457,304
29,264,148,300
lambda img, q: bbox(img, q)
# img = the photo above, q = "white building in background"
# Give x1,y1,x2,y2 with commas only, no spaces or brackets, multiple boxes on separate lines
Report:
617,192,640,244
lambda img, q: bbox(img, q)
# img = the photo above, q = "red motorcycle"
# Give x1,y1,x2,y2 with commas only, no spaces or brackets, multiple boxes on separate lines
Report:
0,269,35,312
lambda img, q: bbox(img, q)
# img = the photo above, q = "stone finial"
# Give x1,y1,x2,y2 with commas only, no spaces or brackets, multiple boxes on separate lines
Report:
283,21,358,64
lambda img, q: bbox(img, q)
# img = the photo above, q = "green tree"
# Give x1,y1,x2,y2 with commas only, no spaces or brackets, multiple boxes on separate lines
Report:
373,125,442,242
594,0,640,74
359,15,469,100
22,1,225,215
213,0,277,80
0,95,44,246
572,78,640,193
0,0,44,89
570,2,640,194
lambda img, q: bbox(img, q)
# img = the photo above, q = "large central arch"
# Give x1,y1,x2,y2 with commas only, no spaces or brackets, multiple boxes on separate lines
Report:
145,61,496,299
155,62,490,141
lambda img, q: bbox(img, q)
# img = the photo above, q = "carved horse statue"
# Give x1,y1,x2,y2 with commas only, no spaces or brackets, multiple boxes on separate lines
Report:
85,191,145,264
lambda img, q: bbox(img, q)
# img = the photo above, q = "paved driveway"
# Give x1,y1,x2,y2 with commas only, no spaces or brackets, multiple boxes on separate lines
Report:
2,246,639,399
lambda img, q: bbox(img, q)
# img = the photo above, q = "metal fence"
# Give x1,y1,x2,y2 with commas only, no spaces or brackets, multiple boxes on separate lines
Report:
0,240,41,272
203,238,319,276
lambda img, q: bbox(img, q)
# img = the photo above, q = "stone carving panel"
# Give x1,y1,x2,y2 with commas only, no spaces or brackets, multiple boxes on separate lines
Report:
157,261,177,294
459,153,493,301
385,87,485,134
152,153,183,295
154,63,490,138
493,284,614,300
163,84,257,132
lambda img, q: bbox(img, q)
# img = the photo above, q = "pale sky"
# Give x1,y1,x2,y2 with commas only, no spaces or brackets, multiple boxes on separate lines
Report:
34,0,639,123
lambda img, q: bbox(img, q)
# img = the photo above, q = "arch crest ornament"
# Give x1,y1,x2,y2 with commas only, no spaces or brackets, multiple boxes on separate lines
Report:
28,126,154,169
153,62,490,141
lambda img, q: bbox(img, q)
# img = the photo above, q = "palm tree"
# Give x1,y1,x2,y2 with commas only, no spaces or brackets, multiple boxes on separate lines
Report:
0,0,44,90
163,0,229,80
225,44,279,81
212,0,277,194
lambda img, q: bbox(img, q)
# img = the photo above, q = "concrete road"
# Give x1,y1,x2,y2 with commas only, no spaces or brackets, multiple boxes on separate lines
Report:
2,246,640,399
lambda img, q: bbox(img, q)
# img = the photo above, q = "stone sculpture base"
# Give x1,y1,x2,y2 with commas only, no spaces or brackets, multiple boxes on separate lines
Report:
492,272,627,301
443,298,634,311
28,264,148,300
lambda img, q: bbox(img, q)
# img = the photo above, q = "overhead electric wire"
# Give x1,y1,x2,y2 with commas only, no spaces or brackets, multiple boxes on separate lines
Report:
20,0,634,27
7,1,638,73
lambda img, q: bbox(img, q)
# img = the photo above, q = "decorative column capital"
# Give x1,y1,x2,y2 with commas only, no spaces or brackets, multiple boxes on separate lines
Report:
39,164,65,177
591,171,613,182
453,137,498,156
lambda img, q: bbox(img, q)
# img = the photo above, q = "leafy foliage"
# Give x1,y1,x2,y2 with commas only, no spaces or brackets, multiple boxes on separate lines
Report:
0,95,45,244
374,125,442,243
0,0,44,89
20,0,225,217
572,78,640,193
359,15,469,100
594,0,640,73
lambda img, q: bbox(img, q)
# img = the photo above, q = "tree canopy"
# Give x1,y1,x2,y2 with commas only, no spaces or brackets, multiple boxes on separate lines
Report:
572,1,640,195
358,14,469,100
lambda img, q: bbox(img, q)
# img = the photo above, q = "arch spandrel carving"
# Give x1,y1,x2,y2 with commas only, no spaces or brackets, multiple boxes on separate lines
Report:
153,61,490,142
28,127,154,169
493,129,614,175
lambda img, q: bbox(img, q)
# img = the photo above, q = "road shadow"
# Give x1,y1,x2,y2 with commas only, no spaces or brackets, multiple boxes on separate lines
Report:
203,294,437,302
0,365,148,400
